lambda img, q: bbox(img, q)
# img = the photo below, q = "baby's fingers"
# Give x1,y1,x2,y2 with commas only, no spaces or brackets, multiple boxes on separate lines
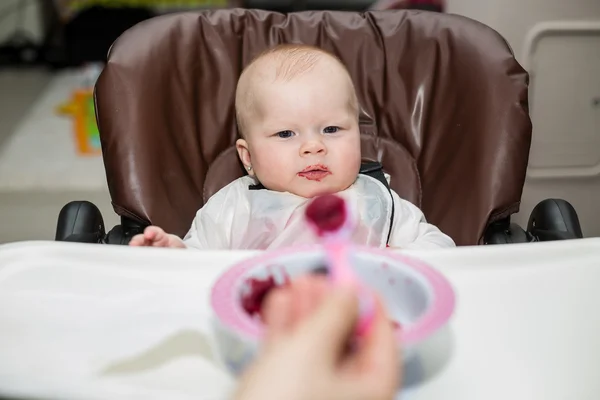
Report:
143,227,160,241
129,234,147,246
152,233,171,247
142,226,168,246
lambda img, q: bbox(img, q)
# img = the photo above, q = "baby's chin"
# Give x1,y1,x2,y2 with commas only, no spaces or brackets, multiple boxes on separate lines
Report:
286,183,354,199
257,176,356,198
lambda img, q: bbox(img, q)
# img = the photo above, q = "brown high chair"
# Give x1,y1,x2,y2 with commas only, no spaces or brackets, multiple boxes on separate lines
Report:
55,9,582,246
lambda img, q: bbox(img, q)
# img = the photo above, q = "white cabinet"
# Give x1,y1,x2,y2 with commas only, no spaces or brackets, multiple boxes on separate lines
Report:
516,21,600,236
447,0,600,236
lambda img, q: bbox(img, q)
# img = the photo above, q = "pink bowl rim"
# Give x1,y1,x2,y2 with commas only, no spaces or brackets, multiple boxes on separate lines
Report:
210,245,455,345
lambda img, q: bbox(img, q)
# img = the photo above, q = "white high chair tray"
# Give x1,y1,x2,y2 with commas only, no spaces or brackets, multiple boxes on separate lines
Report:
0,239,599,400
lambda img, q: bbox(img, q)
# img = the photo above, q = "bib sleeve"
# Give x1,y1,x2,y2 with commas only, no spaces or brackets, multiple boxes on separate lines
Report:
387,190,456,249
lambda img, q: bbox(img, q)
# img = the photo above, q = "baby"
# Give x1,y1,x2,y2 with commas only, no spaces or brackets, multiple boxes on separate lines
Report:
130,44,455,250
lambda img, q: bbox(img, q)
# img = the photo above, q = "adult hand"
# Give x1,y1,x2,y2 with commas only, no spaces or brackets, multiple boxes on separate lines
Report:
235,275,401,400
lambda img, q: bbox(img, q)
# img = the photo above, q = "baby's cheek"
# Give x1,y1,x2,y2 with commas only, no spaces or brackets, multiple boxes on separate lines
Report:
254,146,293,172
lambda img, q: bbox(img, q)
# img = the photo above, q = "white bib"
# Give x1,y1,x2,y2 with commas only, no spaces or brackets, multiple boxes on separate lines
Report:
184,175,393,250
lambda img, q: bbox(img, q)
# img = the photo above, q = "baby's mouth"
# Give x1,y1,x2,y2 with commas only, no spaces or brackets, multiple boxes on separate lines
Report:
298,164,331,181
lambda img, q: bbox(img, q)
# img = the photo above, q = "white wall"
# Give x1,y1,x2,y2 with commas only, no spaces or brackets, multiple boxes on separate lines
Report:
0,0,44,44
447,0,600,237
446,0,600,62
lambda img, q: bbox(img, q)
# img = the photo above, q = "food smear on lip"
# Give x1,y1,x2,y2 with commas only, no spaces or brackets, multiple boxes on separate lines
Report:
298,164,331,181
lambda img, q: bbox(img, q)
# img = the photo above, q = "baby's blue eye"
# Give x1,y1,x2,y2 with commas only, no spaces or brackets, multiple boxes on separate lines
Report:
323,126,340,134
276,130,294,138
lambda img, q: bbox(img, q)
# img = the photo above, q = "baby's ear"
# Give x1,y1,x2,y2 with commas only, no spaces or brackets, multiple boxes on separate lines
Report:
236,138,253,176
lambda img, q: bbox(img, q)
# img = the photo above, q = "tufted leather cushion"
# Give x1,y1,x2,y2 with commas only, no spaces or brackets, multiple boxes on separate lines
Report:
95,9,531,245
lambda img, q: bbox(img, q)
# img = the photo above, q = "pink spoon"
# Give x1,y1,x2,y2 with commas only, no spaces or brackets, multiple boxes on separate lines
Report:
305,194,376,337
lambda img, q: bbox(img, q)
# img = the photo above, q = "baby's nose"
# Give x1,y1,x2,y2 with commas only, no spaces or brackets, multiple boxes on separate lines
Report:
301,140,326,155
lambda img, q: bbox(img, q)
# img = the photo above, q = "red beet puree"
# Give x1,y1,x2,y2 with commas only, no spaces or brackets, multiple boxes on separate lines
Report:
240,276,279,318
305,194,346,235
241,274,403,332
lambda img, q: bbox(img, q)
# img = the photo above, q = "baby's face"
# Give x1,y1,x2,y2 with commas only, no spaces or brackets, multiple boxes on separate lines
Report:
239,68,361,198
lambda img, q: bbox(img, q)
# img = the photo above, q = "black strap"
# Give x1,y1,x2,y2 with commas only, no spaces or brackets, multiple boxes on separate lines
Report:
358,161,395,245
249,182,266,190
248,161,395,245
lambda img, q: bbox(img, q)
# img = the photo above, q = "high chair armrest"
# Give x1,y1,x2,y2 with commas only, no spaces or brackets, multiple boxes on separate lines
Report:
104,220,146,245
484,220,534,244
484,198,583,245
56,202,146,245
56,201,106,243
527,199,583,241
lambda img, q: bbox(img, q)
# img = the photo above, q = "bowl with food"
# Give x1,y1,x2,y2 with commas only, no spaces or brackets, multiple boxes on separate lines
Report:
210,245,455,376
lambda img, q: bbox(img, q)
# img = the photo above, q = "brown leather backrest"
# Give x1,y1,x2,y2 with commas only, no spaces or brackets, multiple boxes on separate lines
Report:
95,9,532,246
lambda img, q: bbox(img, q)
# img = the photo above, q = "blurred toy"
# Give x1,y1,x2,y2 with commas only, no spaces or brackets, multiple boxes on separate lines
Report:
55,0,240,20
56,63,103,155
370,0,445,11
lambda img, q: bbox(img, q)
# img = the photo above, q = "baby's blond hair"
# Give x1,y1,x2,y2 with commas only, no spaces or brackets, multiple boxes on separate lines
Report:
235,44,359,137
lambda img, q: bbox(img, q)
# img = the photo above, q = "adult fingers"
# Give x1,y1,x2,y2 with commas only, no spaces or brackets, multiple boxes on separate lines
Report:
340,296,400,399
262,288,294,340
295,285,360,365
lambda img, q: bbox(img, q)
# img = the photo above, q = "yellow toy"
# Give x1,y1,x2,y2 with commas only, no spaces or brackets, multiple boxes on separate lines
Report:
57,88,101,156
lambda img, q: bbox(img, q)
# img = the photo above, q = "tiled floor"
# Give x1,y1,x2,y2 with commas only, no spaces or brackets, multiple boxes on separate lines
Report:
0,68,118,243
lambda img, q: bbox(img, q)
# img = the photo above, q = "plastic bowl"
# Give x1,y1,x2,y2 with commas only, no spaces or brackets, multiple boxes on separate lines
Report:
210,245,455,376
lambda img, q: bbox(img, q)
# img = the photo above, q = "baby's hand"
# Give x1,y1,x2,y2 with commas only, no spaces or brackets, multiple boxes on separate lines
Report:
129,226,186,248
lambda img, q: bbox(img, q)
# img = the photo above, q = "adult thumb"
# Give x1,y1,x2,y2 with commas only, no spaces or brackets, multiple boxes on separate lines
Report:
298,285,360,363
